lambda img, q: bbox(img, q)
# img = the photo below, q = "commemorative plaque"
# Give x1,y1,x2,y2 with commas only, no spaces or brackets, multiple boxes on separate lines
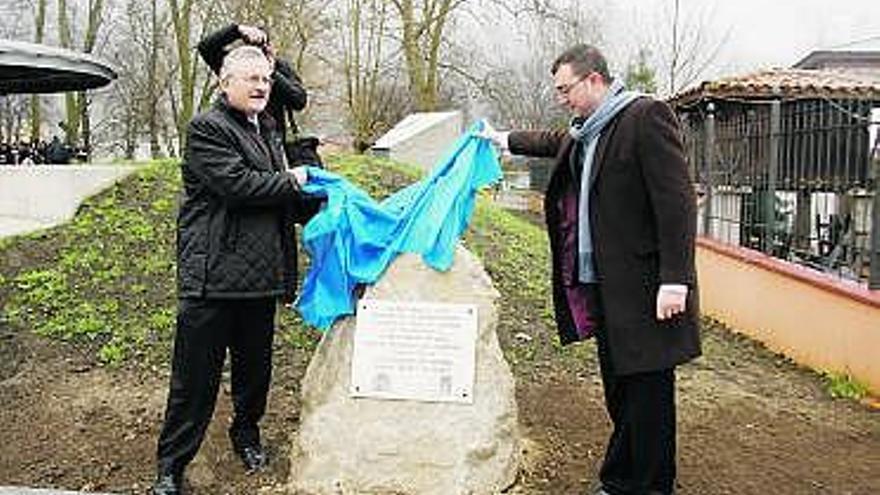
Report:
350,299,477,403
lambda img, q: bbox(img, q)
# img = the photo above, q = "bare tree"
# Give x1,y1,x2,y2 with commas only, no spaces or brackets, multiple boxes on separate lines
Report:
148,0,168,157
57,0,74,145
29,0,48,143
166,0,199,152
482,56,567,130
221,0,332,69
0,0,32,39
57,0,109,156
657,0,728,95
97,0,174,159
476,0,604,129
1,0,36,145
387,0,469,112
488,0,602,49
337,0,397,151
1,96,31,146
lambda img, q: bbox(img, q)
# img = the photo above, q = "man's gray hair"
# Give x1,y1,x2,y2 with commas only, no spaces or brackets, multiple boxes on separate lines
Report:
219,45,270,82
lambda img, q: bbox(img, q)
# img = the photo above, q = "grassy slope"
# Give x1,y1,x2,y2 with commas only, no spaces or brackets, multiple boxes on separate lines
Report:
0,154,593,376
1,161,180,365
1,153,872,402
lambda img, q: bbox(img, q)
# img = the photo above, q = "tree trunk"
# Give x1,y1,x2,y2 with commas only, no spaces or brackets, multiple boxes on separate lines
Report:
148,0,162,158
124,104,136,159
57,0,106,149
29,0,47,143
343,0,390,152
391,0,458,112
80,92,91,160
58,0,80,146
167,0,196,153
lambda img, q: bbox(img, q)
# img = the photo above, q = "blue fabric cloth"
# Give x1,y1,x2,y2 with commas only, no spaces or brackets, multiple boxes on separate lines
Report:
295,121,502,329
568,79,641,283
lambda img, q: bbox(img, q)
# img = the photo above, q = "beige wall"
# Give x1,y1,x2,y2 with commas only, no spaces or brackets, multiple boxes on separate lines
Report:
696,237,880,394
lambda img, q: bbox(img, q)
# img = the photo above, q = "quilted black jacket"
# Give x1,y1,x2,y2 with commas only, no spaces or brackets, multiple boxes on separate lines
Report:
176,96,306,299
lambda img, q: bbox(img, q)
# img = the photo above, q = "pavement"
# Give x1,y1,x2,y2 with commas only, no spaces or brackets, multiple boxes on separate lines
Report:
0,164,138,240
0,215,57,239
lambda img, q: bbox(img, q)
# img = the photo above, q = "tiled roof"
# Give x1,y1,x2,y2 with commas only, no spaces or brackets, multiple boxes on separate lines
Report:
670,68,880,107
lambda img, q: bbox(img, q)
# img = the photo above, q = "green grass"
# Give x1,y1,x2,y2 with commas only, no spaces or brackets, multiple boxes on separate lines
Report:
465,199,597,372
2,159,180,365
0,153,590,373
5,152,870,402
823,372,870,400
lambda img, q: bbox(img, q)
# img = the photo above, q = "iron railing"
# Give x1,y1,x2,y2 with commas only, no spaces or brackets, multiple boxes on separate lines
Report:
679,97,880,289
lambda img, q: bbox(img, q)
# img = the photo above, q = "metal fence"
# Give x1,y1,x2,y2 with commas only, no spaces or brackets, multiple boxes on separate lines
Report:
679,97,880,289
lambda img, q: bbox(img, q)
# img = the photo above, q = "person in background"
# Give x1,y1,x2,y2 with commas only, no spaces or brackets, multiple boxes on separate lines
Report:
45,136,71,164
480,44,700,495
151,46,311,495
198,23,320,167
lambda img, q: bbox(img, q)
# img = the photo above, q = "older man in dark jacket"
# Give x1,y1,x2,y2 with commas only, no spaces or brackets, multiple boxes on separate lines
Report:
152,45,310,495
482,44,700,495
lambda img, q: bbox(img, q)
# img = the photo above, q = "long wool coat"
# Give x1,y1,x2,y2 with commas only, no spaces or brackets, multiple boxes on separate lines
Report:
509,97,701,375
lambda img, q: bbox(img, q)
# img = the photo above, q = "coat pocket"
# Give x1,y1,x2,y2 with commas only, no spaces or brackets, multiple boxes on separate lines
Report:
178,253,207,295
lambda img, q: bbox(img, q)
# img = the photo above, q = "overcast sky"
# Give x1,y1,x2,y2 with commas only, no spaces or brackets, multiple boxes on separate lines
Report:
710,0,878,68
467,0,879,95
608,0,880,77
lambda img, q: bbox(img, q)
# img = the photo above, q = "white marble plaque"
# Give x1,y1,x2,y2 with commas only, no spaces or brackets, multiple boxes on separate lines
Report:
350,300,477,403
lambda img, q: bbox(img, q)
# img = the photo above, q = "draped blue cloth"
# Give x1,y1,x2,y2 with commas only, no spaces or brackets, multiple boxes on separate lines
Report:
296,121,502,330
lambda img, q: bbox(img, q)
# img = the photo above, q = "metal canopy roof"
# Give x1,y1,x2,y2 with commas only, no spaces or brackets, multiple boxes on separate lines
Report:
0,39,116,95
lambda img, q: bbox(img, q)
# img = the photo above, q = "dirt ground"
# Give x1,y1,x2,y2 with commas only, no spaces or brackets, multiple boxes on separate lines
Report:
0,162,877,494
1,310,878,495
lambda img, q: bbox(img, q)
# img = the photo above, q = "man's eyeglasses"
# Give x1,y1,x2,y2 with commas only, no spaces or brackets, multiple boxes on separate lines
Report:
232,74,273,86
555,75,588,97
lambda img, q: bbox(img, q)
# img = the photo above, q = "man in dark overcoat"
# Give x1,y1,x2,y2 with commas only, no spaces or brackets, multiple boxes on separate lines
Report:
481,44,701,495
151,45,311,495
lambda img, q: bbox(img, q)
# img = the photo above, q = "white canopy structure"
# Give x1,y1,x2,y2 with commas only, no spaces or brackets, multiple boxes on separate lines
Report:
0,39,116,95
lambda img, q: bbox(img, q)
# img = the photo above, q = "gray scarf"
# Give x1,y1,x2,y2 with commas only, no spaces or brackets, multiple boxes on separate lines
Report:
569,79,641,283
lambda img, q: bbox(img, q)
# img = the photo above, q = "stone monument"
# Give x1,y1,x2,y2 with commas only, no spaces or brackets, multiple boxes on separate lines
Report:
288,246,520,494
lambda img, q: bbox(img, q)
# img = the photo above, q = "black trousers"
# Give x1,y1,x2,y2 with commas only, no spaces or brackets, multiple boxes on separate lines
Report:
597,328,676,495
156,297,276,475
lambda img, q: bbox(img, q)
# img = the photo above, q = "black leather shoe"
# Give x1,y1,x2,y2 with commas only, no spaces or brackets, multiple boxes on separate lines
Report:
235,444,269,472
151,471,182,495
